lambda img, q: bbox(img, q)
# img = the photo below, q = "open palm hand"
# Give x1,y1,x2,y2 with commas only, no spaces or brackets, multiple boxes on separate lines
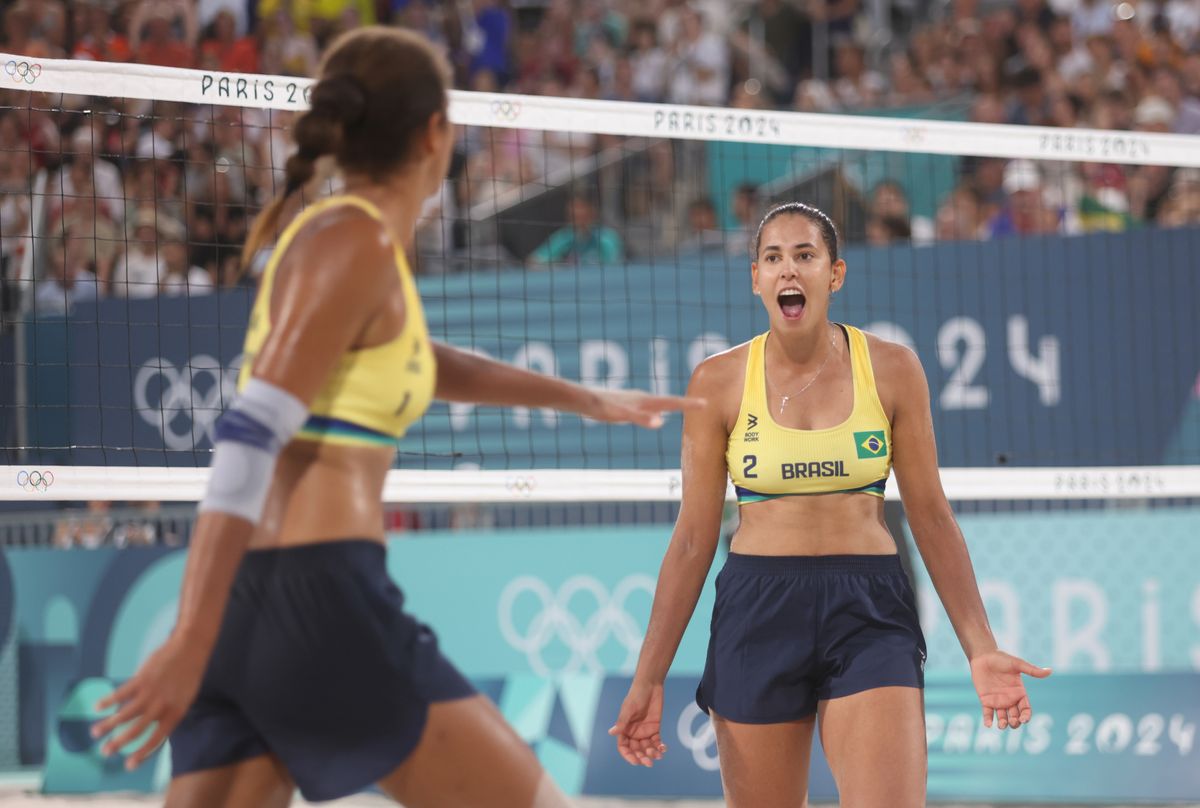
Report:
970,649,1051,730
609,682,667,767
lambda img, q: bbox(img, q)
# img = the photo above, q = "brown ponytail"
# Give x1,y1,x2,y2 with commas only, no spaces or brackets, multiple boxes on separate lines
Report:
240,27,450,275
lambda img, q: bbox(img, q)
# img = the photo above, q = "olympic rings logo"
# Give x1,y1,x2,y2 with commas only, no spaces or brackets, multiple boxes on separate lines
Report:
5,60,42,85
16,470,55,492
505,475,537,497
133,355,242,451
490,100,522,122
676,702,720,771
497,574,654,676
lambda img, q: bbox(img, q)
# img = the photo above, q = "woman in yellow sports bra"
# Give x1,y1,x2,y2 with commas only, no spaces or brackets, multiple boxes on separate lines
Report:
611,203,1051,807
90,28,697,808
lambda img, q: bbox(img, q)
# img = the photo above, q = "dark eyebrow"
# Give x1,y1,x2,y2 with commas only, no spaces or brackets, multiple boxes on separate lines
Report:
762,242,818,252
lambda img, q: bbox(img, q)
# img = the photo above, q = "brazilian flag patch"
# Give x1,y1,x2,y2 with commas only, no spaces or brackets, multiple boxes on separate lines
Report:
854,430,887,459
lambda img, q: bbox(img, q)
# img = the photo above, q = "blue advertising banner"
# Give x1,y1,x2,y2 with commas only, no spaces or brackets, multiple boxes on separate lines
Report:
23,228,1200,468
6,517,1199,800
911,506,1200,674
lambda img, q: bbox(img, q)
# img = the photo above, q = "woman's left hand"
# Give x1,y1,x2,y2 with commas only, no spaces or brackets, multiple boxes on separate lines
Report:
970,649,1052,730
90,634,210,769
585,389,706,429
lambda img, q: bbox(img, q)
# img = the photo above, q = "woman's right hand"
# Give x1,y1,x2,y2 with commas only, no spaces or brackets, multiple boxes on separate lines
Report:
585,388,706,429
608,681,667,767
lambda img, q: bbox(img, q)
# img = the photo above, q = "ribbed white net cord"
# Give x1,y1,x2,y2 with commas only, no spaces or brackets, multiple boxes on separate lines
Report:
1,465,1197,503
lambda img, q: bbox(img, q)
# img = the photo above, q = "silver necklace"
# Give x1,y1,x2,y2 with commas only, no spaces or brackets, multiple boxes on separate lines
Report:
766,329,838,415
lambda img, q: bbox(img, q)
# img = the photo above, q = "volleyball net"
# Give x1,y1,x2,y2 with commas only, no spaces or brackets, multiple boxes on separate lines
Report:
0,54,1196,500
0,56,1198,801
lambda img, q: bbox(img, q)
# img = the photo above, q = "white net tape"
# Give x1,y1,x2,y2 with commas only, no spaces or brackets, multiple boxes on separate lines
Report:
5,54,1200,166
2,464,1198,503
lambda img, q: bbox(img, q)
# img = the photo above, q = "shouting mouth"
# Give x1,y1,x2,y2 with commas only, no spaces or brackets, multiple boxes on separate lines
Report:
778,287,806,321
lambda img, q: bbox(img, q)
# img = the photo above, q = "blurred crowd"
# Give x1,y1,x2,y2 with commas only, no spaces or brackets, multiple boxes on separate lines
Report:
50,500,184,548
0,0,1198,309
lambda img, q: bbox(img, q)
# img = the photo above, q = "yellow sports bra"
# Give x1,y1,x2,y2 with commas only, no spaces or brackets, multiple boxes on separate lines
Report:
237,195,437,448
726,325,892,504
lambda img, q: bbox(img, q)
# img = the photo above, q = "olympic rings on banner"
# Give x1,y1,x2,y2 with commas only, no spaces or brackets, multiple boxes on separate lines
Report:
676,702,720,771
498,574,654,676
5,61,42,85
16,470,54,492
505,475,538,497
490,100,522,122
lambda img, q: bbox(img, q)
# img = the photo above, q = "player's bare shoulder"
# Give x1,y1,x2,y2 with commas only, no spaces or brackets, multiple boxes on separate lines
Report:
858,327,928,416
689,340,751,430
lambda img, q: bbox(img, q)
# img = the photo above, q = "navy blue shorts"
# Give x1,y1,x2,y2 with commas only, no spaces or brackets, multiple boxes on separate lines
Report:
697,553,926,723
170,540,475,802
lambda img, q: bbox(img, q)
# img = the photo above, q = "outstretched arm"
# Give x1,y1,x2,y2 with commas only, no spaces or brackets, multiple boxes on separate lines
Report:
887,342,1050,729
432,341,702,428
610,356,730,766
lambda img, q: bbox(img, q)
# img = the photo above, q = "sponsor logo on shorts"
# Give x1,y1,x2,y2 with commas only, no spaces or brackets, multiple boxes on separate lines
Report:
855,430,887,459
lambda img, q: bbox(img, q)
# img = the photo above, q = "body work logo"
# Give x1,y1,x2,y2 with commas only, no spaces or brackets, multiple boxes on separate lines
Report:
855,430,887,459
744,413,759,443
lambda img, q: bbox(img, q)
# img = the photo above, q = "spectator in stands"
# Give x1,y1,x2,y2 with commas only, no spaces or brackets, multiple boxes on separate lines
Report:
199,9,258,73
23,0,67,57
71,0,130,62
57,126,123,223
529,192,624,266
215,205,250,283
160,220,214,296
727,182,761,256
810,0,862,77
1157,167,1200,227
259,7,320,77
794,39,886,111
36,231,99,314
888,50,935,106
188,212,220,280
52,500,113,549
110,209,164,298
988,159,1061,237
934,185,985,241
866,214,912,245
869,180,933,243
467,0,511,84
1008,66,1051,126
666,6,729,107
1072,0,1116,39
199,0,248,37
628,19,670,102
1077,163,1134,232
744,0,810,101
0,120,32,282
678,197,725,252
606,56,639,102
1153,67,1200,134
129,0,197,68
